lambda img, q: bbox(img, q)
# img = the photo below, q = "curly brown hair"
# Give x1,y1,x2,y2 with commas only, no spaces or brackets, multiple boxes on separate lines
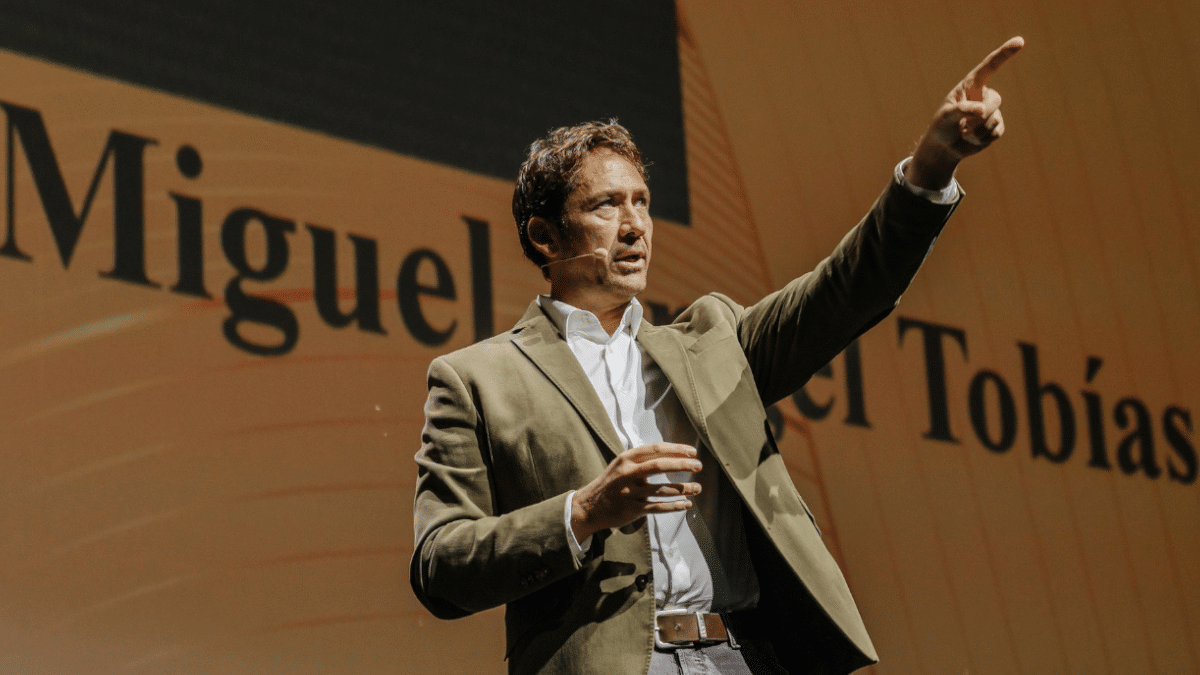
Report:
512,120,646,275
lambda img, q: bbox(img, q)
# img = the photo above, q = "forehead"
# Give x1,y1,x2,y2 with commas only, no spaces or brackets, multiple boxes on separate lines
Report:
570,149,648,199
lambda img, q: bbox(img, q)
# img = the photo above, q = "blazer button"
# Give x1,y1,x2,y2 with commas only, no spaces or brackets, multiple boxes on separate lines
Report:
635,574,650,592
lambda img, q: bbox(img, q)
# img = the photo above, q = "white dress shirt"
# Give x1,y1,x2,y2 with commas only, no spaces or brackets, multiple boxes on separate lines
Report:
539,295,758,612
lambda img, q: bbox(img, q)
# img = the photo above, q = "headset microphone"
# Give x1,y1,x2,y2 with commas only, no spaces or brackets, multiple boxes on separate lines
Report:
541,248,609,273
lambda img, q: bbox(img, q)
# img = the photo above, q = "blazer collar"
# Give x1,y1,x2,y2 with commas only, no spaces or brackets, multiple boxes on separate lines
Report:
511,301,625,459
510,300,713,458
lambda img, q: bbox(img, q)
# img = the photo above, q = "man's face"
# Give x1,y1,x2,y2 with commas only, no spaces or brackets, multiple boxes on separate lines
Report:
554,148,653,308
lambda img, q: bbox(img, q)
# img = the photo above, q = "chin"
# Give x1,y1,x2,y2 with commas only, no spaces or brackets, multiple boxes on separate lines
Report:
615,275,648,296
598,283,644,306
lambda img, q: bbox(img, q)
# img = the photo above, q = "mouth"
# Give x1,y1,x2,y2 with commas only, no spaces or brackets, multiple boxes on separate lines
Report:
611,252,645,273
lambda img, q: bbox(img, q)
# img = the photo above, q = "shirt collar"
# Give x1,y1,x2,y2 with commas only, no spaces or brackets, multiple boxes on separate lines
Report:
537,295,644,342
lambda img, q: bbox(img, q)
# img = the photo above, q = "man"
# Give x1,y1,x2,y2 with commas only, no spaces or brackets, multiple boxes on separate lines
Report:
411,37,1024,675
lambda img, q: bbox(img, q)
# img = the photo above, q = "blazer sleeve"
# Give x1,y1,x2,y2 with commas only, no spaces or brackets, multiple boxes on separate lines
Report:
734,177,961,406
409,355,583,619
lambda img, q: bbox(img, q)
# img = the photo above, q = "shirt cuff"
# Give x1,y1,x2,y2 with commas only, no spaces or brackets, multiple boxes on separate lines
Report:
895,157,961,204
564,490,592,559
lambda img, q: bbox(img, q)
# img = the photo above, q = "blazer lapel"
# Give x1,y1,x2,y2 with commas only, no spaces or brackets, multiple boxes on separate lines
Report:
636,321,711,448
511,302,625,460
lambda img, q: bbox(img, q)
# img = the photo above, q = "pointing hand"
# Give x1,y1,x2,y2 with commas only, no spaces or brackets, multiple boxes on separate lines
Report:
907,36,1025,190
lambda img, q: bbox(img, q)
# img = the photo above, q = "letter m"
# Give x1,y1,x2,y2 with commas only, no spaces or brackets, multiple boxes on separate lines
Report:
0,101,158,286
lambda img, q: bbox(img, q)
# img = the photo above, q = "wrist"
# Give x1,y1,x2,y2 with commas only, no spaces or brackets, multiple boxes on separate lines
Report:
907,140,960,191
564,490,593,559
570,491,598,542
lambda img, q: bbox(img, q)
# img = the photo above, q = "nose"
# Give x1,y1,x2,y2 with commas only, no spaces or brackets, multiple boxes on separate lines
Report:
618,203,649,239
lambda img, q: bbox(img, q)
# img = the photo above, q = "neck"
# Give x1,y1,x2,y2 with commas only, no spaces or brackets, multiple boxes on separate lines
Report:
550,287,632,336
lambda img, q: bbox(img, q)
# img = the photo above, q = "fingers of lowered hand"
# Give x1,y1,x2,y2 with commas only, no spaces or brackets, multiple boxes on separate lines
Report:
636,456,703,477
628,480,702,500
964,36,1024,98
645,497,694,513
619,443,701,477
659,480,701,497
626,442,696,461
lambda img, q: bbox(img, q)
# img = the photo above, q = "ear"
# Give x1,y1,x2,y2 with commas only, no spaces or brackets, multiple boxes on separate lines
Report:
527,216,563,261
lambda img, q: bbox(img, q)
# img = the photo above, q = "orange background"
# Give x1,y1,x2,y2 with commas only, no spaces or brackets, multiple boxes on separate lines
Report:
1,2,1198,674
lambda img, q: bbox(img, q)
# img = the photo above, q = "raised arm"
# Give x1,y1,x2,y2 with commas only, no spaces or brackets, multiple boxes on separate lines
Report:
737,37,1025,404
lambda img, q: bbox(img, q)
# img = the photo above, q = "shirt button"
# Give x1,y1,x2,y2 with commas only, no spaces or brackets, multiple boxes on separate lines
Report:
635,574,651,592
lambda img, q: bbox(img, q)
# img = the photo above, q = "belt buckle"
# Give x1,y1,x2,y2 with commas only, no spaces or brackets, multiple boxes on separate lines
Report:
654,609,716,650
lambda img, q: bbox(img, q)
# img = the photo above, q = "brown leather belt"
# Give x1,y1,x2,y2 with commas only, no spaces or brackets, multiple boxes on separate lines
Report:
655,611,731,648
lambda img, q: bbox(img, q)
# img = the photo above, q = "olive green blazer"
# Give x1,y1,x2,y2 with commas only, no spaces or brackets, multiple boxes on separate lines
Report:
411,180,960,675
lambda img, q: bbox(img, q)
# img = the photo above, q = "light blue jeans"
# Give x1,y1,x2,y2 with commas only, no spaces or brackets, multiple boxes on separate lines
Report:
649,643,756,675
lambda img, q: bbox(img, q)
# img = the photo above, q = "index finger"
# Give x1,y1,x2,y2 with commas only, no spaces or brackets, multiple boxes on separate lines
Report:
965,36,1024,96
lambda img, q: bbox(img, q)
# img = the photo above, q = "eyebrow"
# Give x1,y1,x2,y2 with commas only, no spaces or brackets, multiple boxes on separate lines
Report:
587,187,649,203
